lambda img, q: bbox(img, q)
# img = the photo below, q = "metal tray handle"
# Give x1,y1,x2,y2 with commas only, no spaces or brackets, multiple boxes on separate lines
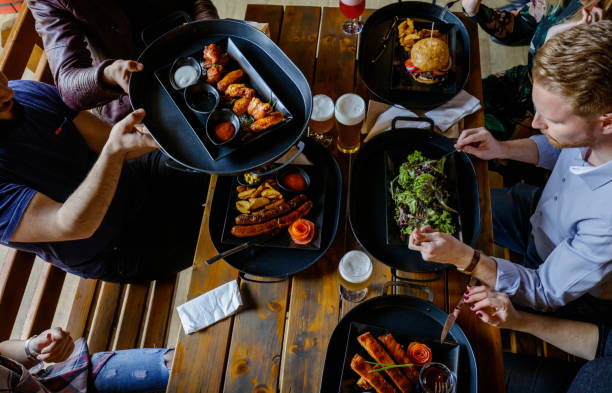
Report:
239,271,289,284
382,280,434,303
391,116,435,133
251,140,305,177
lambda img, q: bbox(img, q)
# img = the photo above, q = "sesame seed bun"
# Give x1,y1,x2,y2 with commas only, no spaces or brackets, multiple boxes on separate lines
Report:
410,38,450,72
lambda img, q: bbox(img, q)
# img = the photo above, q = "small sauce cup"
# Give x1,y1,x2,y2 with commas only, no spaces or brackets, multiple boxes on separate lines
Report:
184,80,220,114
206,108,240,146
169,57,201,90
276,166,310,194
419,362,456,393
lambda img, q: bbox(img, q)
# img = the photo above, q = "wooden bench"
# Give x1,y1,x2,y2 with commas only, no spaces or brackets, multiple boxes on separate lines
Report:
0,3,180,353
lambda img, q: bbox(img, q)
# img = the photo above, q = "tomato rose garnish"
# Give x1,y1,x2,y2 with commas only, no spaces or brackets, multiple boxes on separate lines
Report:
289,219,315,245
407,342,432,366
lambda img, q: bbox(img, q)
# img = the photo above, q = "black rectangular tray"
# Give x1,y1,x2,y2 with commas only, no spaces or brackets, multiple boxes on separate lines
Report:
384,150,464,246
154,37,293,161
390,19,457,95
220,164,327,250
339,321,460,393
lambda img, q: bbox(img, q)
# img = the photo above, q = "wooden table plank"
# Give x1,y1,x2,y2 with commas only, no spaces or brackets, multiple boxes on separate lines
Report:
220,6,291,393
0,249,35,341
167,176,240,393
141,276,176,348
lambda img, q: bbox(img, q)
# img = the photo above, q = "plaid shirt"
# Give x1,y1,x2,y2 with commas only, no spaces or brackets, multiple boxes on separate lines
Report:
0,339,112,393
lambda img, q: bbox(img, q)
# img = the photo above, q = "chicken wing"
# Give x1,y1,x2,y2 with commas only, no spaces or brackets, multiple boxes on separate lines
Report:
217,69,243,92
203,43,222,64
247,97,273,120
225,83,255,99
233,97,252,115
249,111,284,132
206,64,224,84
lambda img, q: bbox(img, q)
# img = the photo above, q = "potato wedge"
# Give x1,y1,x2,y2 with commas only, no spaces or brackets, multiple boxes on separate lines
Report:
248,197,270,211
236,200,250,214
264,199,284,210
236,185,248,193
261,188,282,199
250,184,265,198
238,188,256,200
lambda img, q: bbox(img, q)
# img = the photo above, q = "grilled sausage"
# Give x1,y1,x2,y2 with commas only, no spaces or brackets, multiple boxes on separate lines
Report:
231,200,313,238
235,194,307,225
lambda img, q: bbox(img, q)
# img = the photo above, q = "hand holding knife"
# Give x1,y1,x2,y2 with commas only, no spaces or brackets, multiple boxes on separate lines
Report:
371,16,399,63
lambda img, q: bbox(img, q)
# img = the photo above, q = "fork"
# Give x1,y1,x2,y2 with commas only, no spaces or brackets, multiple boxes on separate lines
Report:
434,380,450,393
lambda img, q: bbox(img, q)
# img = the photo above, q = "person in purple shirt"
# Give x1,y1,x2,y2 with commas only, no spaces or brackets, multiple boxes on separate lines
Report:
0,72,208,283
408,21,612,324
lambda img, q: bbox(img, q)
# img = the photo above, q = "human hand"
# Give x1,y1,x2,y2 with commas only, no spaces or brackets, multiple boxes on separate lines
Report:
30,328,74,363
454,127,505,161
408,225,473,266
106,109,159,159
464,285,524,329
103,60,144,94
462,0,482,16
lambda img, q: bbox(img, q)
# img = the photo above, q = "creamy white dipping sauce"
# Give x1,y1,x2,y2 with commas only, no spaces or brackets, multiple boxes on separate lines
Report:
174,65,198,88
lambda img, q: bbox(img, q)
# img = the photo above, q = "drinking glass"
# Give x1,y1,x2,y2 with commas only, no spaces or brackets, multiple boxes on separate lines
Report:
339,0,365,35
335,93,365,154
338,250,373,302
307,94,335,147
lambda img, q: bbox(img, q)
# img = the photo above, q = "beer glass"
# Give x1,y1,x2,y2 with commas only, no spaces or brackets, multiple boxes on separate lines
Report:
339,0,365,34
335,93,365,154
338,250,373,302
308,94,335,147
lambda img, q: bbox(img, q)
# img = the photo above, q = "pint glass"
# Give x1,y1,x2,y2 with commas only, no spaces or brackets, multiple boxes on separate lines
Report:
309,94,335,134
335,93,365,154
338,250,373,302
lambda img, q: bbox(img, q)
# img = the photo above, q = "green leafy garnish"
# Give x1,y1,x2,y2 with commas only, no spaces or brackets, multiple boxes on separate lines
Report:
365,360,415,373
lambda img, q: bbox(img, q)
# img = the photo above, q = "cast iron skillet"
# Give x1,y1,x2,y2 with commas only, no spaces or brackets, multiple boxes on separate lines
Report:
129,19,311,175
349,117,480,273
359,1,470,109
320,290,477,393
207,139,341,283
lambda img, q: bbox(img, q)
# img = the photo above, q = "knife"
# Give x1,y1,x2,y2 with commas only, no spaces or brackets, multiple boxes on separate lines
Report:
440,276,478,342
371,16,399,63
205,228,281,265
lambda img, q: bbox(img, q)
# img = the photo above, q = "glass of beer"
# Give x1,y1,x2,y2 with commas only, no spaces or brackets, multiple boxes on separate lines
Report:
339,0,365,35
338,250,373,303
335,93,365,154
308,94,335,147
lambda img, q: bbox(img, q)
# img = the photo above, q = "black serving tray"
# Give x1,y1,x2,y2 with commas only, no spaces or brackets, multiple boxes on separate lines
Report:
154,37,293,161
220,164,327,250
340,322,459,393
390,19,458,95
384,151,464,246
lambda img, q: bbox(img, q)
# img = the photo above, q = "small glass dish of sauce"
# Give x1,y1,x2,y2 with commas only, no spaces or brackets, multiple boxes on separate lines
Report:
276,166,310,193
418,362,456,393
184,80,220,114
169,57,201,90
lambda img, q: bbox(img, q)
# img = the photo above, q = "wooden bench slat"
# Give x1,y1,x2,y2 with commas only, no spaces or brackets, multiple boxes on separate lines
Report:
140,276,176,348
0,3,38,79
112,283,149,350
0,249,35,340
87,282,122,354
20,264,66,339
32,50,53,84
64,278,98,339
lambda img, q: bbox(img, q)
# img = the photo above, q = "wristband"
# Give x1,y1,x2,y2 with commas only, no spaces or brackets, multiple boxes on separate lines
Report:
24,335,39,361
457,249,481,275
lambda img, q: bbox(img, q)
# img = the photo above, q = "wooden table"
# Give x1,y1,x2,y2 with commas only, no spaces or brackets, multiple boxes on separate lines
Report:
167,5,505,393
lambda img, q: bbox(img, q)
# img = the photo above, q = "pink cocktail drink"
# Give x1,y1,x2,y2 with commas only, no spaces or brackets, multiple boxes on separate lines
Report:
340,0,365,19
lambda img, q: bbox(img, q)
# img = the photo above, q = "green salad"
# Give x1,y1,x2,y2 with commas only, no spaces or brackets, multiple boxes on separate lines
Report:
390,150,458,241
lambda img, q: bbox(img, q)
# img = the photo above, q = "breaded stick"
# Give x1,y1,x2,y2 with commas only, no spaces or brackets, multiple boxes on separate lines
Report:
358,332,413,393
379,334,419,384
350,354,397,393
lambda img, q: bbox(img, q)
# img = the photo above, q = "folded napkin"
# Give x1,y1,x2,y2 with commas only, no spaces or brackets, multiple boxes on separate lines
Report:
363,90,481,142
177,280,243,334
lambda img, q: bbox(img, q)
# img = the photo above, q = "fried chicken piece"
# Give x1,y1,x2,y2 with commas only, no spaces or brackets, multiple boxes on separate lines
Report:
358,332,413,393
217,69,243,92
206,64,224,84
233,97,252,115
350,354,398,393
225,83,255,99
203,43,223,64
250,111,284,132
247,97,273,120
379,334,419,384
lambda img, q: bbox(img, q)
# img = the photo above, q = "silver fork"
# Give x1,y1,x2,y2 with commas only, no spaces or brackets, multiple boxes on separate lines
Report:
414,204,428,229
434,380,450,393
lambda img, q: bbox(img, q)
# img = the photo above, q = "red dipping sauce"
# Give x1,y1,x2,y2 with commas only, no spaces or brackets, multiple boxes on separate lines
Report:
282,173,307,191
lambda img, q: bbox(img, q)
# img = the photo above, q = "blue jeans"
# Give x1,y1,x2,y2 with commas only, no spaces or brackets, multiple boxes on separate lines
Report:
91,348,171,393
492,184,612,325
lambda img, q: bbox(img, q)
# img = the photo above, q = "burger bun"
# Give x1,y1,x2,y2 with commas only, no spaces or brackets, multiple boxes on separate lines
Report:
410,38,450,72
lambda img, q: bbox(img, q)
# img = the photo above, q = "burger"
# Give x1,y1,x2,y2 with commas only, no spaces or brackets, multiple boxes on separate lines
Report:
404,37,451,85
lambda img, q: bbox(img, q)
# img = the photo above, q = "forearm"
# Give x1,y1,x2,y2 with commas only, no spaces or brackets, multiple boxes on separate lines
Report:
469,4,538,44
514,312,599,360
56,146,125,239
0,339,37,368
454,247,499,287
499,138,539,164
